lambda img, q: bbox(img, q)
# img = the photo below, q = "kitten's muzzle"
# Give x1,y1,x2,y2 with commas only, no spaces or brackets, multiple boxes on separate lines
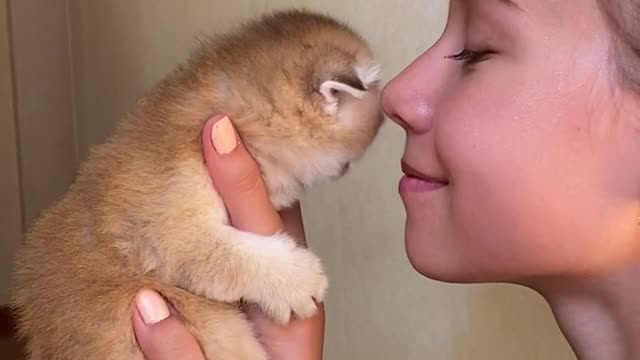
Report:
339,163,350,176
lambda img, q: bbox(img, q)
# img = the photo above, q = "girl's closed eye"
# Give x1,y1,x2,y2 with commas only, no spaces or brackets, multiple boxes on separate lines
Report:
446,48,495,67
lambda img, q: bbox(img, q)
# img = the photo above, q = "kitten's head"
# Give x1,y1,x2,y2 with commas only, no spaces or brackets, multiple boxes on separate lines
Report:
207,9,385,208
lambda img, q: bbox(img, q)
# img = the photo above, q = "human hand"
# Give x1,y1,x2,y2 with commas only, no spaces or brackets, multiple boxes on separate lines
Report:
132,114,325,360
133,288,206,360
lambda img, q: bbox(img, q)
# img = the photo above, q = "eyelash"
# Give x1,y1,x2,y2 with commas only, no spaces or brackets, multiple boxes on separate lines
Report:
446,49,494,66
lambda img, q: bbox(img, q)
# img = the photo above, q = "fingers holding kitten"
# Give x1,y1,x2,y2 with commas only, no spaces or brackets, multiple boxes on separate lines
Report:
202,114,283,235
201,115,327,325
133,289,206,360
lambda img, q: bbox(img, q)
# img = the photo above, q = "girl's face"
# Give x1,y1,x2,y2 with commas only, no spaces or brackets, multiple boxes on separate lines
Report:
382,0,640,283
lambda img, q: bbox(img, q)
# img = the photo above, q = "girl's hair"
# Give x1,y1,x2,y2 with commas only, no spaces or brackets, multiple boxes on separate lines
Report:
597,1,640,93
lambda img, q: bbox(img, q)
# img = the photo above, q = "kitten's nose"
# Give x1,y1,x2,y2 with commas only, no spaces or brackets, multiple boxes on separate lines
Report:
339,163,350,176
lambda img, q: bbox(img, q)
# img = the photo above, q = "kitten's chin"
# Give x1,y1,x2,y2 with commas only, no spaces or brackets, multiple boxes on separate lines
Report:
266,174,305,211
270,193,301,211
265,156,353,210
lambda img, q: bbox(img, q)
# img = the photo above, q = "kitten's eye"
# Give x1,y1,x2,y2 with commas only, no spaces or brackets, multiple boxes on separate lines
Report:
445,48,494,67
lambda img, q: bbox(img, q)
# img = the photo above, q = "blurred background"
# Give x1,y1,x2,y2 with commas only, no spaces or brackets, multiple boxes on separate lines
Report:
0,1,575,359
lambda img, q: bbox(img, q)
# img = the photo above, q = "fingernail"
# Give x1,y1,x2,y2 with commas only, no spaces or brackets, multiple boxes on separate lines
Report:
211,116,238,155
135,289,170,325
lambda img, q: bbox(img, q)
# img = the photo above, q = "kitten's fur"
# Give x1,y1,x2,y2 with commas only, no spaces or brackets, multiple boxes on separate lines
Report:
11,9,383,360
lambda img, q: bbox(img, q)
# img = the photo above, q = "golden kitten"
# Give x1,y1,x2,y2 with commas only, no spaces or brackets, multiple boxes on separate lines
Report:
12,9,383,359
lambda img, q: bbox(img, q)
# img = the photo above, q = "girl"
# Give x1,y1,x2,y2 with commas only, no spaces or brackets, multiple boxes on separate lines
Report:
131,1,640,359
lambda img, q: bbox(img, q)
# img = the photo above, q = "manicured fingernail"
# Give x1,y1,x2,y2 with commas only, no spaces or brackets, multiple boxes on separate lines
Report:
135,289,170,325
211,116,238,155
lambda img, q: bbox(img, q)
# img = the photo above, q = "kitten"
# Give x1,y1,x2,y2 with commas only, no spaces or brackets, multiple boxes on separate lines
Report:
11,9,383,360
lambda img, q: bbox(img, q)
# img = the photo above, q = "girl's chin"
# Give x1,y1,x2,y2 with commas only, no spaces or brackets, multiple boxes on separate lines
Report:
403,231,520,284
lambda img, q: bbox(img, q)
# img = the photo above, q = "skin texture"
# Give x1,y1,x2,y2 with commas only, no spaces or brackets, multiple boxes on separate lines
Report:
134,114,324,360
382,0,640,359
11,10,383,360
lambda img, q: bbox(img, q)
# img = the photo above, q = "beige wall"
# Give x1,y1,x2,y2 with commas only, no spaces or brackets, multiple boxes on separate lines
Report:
0,0,23,305
10,0,77,226
0,0,77,305
2,1,575,358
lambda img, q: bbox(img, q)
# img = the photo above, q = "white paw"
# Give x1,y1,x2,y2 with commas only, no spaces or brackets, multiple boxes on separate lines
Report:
244,235,328,325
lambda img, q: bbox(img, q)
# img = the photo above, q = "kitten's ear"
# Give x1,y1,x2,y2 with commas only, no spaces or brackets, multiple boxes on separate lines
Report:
320,74,367,115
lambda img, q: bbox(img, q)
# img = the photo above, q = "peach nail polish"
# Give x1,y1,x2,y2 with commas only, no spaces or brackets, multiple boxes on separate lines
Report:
135,289,170,325
210,116,238,155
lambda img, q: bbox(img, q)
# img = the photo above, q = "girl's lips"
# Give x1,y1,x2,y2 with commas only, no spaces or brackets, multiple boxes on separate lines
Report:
399,161,449,194
401,161,449,184
399,174,448,193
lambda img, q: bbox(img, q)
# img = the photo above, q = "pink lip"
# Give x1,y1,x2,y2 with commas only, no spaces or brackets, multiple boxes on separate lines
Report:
399,175,447,193
399,161,448,194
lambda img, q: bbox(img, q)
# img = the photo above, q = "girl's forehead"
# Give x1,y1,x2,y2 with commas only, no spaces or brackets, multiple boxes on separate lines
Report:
463,0,575,14
456,0,529,21
459,0,595,28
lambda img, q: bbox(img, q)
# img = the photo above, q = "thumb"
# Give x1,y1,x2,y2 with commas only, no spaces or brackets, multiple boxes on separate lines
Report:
133,289,206,360
202,114,283,234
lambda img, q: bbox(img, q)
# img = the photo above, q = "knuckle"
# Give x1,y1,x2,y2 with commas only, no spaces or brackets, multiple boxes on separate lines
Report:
230,165,263,194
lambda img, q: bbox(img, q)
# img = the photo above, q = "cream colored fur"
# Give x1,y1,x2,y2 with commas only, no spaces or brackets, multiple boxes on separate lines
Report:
11,9,383,360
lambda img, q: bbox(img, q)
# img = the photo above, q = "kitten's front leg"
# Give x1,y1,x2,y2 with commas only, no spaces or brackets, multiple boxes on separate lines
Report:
168,226,328,325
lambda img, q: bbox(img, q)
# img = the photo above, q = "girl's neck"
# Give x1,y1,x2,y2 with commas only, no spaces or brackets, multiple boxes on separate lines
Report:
531,261,640,360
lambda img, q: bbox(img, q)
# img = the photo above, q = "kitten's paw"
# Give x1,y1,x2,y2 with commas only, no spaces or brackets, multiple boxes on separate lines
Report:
247,237,328,325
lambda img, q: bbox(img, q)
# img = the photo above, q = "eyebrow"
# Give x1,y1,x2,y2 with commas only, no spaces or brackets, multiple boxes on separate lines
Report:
499,0,525,13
